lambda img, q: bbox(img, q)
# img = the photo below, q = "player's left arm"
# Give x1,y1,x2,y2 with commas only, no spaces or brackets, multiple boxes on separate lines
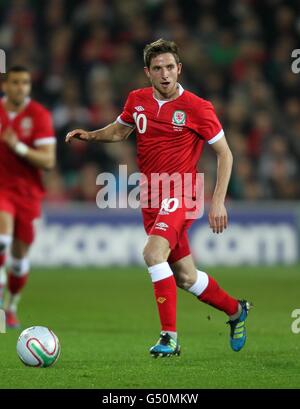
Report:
2,127,56,170
208,136,233,234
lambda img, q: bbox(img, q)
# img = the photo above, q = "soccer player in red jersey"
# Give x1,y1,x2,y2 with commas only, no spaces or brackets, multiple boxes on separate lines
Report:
0,66,56,328
66,40,251,355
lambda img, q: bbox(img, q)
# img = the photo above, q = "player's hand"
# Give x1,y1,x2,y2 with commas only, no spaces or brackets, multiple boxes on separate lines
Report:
2,127,18,150
208,200,228,234
65,129,92,143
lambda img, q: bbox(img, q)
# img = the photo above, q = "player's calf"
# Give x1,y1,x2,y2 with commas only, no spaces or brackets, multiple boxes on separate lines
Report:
144,235,179,355
0,235,12,308
6,257,30,327
186,270,252,351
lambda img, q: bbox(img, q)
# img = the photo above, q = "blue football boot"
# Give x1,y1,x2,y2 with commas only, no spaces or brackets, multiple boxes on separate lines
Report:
149,332,181,358
227,300,252,352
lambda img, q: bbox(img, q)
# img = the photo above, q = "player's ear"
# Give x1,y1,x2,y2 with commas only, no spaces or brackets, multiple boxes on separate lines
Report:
2,80,7,94
144,66,150,79
177,63,182,75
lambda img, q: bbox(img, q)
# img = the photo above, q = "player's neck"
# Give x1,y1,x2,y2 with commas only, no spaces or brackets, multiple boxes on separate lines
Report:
3,97,28,113
153,84,180,101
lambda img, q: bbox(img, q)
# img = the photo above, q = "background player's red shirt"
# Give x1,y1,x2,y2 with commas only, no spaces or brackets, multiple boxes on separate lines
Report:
0,98,56,200
117,84,224,207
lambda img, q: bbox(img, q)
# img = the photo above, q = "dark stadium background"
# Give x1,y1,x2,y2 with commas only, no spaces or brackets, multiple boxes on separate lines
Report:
1,0,299,202
0,0,299,390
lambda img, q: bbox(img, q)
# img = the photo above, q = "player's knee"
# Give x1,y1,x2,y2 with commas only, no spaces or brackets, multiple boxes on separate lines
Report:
0,235,12,253
175,271,196,290
143,246,167,267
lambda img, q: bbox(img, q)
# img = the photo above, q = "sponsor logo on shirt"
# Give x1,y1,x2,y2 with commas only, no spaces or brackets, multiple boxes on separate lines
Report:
172,110,186,125
155,222,169,231
134,106,144,112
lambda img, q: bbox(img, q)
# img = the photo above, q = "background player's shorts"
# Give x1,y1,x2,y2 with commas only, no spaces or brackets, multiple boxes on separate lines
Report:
142,197,196,264
0,190,41,244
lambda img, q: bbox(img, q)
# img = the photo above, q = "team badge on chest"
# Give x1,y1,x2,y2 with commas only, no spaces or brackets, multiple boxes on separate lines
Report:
172,110,186,126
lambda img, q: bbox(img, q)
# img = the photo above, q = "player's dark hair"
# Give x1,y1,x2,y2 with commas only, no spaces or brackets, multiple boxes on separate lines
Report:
5,65,30,80
143,39,180,68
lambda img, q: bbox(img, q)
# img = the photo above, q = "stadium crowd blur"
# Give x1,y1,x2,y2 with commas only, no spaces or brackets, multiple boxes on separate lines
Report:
1,0,300,202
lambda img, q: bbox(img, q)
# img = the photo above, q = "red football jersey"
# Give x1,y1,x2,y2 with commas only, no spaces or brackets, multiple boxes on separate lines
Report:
117,84,224,206
0,98,55,200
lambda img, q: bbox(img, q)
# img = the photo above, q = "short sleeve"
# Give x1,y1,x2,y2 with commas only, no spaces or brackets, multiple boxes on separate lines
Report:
116,92,135,128
33,109,56,147
191,100,224,144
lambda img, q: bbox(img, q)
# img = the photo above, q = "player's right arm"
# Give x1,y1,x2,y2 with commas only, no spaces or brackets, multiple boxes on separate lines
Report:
66,91,136,144
65,121,134,144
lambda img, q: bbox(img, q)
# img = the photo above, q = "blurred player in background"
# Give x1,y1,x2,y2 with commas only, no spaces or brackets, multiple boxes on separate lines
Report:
0,66,56,328
66,40,251,357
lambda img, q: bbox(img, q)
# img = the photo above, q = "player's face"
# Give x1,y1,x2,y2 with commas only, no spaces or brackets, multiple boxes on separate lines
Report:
2,72,31,106
144,53,182,99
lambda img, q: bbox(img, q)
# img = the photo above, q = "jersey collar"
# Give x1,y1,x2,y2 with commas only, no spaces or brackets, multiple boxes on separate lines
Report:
1,96,31,114
153,83,184,105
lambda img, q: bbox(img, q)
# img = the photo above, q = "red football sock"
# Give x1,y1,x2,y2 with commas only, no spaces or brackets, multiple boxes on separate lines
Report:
0,253,6,268
153,275,177,332
8,272,29,295
198,275,239,316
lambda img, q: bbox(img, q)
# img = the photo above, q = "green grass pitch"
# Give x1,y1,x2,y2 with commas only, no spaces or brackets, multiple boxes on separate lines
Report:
0,265,299,389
